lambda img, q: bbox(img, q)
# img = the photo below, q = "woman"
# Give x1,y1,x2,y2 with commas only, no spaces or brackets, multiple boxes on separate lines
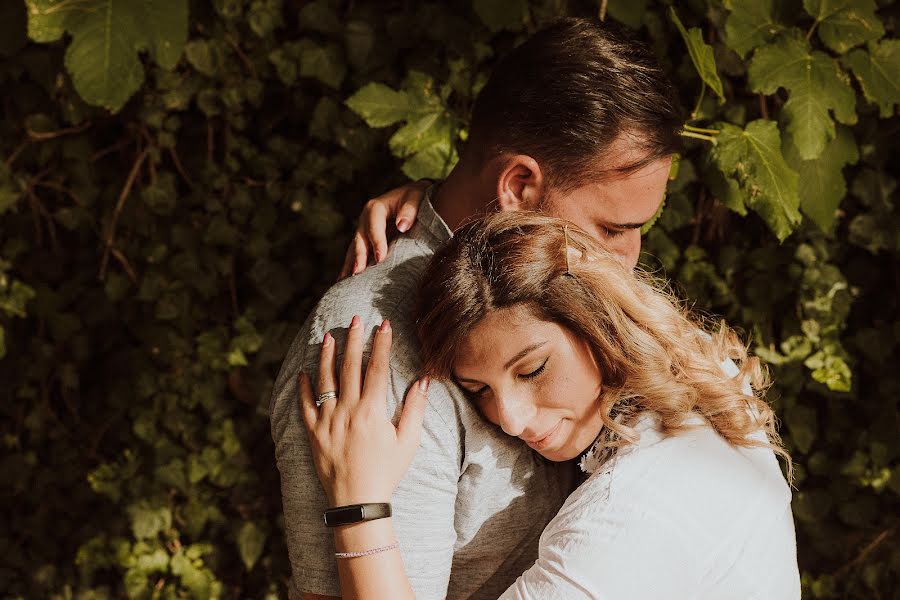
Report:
298,212,800,599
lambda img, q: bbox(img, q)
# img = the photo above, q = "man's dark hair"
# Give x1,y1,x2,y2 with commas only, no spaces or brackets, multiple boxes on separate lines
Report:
467,17,683,190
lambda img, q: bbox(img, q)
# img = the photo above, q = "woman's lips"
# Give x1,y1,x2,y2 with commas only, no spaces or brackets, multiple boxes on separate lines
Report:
525,420,563,450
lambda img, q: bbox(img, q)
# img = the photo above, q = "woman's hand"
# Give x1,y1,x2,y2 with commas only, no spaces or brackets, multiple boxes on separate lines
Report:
298,316,429,506
338,181,429,280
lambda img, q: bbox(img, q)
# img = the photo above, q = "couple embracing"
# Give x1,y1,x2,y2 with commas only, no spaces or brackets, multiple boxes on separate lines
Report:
270,18,801,600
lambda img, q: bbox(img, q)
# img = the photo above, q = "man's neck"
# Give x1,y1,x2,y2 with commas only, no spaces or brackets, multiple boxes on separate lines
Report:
432,163,493,231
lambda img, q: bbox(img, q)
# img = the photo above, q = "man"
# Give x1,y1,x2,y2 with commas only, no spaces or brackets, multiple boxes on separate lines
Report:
270,17,681,600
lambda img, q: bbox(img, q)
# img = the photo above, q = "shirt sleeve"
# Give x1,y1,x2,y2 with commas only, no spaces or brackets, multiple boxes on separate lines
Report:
497,496,701,600
269,305,461,600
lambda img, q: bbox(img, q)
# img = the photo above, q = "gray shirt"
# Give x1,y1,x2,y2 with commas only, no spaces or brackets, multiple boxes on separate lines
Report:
270,194,574,600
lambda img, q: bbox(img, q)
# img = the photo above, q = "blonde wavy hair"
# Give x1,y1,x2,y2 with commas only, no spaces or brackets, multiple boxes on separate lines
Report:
416,212,791,479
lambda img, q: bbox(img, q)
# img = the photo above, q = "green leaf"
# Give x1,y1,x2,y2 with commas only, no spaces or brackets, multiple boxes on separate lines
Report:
297,39,346,89
805,349,852,391
785,126,859,231
710,119,801,240
345,83,412,127
388,112,450,158
804,0,885,55
748,36,856,160
472,0,529,33
237,522,267,571
171,550,218,600
25,0,189,111
128,503,172,540
723,0,781,58
669,8,724,102
844,40,900,117
401,142,458,181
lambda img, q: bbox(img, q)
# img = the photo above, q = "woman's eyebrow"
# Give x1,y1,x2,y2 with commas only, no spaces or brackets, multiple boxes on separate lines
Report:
503,341,547,370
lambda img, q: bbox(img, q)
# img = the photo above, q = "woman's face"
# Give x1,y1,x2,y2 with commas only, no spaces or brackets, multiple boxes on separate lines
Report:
452,304,605,462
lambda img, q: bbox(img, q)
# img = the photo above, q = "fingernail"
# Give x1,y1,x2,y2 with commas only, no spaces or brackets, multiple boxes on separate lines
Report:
375,250,382,263
350,315,360,329
420,376,430,393
397,219,410,232
323,332,333,346
379,319,391,333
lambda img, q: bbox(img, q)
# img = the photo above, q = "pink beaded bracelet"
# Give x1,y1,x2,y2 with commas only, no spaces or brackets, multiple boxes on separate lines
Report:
334,541,399,559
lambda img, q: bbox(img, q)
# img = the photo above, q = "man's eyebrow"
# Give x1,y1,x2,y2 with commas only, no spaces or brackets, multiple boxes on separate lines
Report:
454,341,548,383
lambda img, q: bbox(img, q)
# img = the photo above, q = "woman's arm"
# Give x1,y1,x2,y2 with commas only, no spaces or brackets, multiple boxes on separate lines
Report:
297,316,428,599
331,519,411,600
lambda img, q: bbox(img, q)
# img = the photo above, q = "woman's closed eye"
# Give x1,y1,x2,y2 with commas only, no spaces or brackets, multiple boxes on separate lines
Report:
459,358,549,398
519,358,549,380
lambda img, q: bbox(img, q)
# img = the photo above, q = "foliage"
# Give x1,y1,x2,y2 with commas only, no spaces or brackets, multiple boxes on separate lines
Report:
0,0,896,598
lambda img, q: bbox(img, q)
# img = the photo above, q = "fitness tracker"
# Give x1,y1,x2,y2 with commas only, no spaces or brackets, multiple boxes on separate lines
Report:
323,502,392,528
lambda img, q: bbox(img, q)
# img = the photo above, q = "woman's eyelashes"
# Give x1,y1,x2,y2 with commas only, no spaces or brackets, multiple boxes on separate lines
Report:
519,357,549,380
462,358,549,398
602,226,625,239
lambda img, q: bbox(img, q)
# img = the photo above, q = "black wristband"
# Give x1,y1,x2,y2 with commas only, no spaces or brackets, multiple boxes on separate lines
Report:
323,503,392,528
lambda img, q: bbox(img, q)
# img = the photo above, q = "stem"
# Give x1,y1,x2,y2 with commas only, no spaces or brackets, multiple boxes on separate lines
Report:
598,0,608,21
679,130,718,144
691,84,707,120
806,20,819,41
683,124,721,135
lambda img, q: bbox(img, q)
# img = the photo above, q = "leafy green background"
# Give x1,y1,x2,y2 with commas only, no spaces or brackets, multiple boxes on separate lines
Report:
0,0,897,598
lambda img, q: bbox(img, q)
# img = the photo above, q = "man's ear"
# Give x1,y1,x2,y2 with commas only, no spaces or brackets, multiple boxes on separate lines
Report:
495,154,546,212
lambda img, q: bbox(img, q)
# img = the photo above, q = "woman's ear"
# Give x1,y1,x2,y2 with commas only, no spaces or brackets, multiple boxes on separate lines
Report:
495,154,546,212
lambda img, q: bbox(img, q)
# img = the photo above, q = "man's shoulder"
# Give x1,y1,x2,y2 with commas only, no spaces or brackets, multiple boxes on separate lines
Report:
311,237,435,329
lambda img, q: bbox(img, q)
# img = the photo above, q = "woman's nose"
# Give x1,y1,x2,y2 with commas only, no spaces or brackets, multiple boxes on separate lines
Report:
495,393,536,438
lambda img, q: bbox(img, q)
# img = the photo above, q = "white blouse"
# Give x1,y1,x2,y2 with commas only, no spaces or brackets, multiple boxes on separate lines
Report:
498,416,800,600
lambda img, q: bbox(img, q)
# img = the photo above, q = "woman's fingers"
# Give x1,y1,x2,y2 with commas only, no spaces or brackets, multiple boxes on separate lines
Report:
398,377,429,451
339,316,364,405
364,200,390,265
338,232,369,280
361,320,392,411
297,372,319,431
395,181,427,233
317,332,338,418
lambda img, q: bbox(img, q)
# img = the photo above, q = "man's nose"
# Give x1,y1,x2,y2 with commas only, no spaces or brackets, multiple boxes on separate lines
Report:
616,231,641,271
495,393,536,438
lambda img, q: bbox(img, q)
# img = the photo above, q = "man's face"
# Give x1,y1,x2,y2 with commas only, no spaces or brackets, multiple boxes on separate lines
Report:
540,144,671,271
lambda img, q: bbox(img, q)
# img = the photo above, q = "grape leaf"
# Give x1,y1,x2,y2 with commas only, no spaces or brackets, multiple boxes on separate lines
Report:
710,119,801,240
785,126,859,232
748,36,856,160
723,0,781,58
345,83,412,127
670,8,724,102
844,40,900,118
389,112,449,157
804,0,885,55
25,0,188,111
402,142,458,181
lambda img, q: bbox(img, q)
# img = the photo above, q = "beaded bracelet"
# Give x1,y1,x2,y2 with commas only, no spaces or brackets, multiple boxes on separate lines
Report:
334,541,399,559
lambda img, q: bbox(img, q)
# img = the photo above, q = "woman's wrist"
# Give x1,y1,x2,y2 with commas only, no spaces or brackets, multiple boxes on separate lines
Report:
331,517,397,553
